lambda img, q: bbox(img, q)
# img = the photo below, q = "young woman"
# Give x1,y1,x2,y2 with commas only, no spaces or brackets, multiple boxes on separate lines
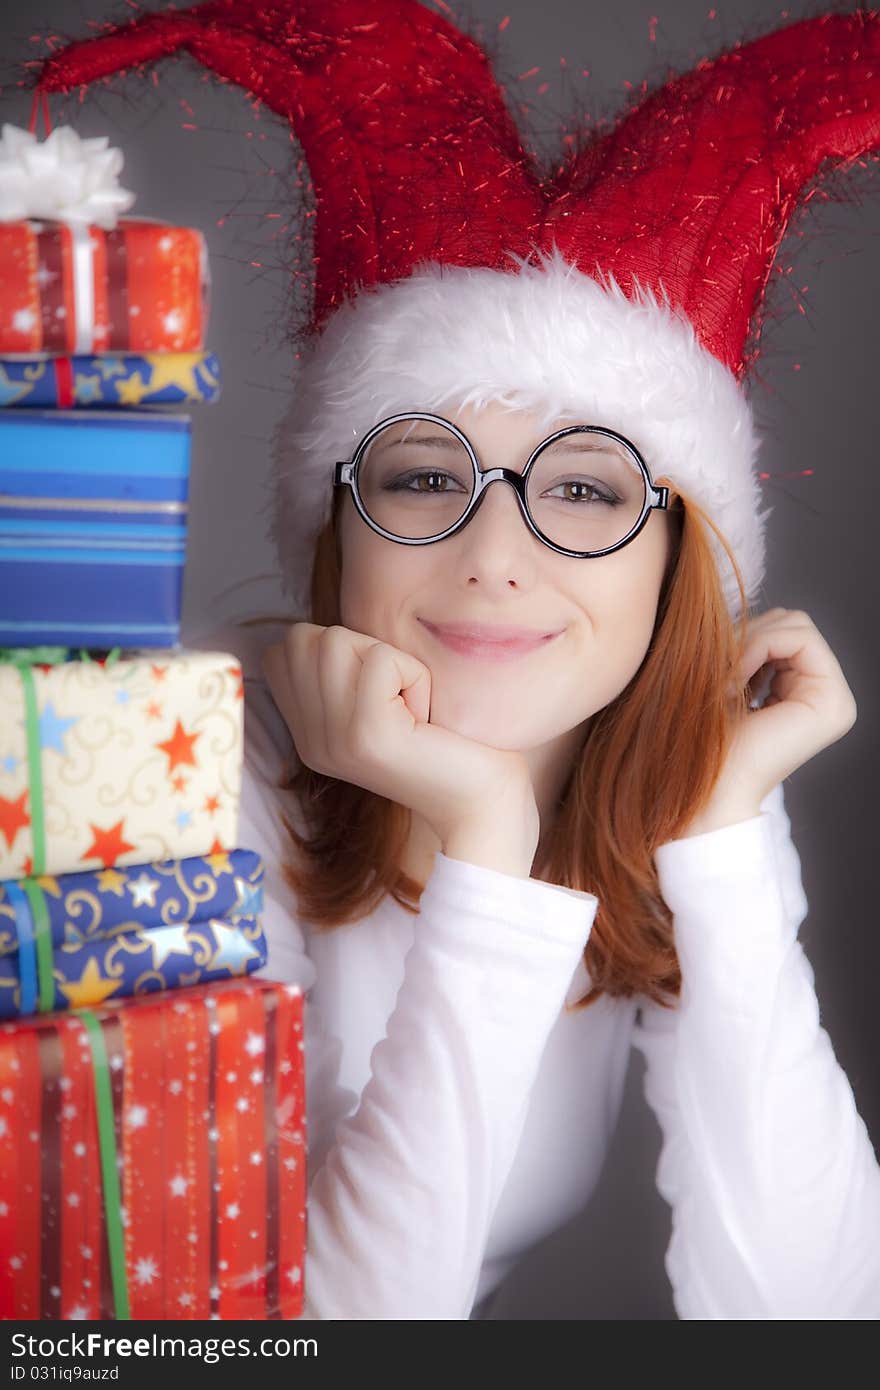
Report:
38,0,880,1320
225,283,877,1319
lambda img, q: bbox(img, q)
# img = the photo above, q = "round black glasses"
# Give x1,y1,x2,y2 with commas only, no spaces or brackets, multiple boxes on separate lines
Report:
333,412,670,559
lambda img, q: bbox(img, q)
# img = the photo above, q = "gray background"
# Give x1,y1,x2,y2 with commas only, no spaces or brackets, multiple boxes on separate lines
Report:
1,0,877,1318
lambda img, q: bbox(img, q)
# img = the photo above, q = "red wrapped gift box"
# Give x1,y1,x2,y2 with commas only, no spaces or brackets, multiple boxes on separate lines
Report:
0,979,305,1320
0,218,208,356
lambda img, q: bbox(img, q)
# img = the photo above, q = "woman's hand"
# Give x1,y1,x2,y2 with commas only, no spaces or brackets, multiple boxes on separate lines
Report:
261,623,541,863
680,608,858,837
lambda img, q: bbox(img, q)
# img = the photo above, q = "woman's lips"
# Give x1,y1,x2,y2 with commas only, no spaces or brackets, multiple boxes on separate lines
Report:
419,619,562,663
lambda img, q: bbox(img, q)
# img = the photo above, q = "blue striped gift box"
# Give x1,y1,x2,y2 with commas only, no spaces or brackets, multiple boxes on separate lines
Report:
0,410,189,648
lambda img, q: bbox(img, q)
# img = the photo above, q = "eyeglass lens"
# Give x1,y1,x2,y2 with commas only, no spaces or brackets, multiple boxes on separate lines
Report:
356,416,647,552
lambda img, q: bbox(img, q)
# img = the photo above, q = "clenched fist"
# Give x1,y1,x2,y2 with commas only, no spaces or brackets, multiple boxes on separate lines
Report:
262,623,541,864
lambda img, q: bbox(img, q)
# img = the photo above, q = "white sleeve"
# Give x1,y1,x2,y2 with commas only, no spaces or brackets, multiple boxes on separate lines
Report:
631,781,880,1318
238,686,598,1321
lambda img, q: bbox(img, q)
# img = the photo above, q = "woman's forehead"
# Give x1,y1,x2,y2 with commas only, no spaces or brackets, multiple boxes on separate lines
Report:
443,398,587,448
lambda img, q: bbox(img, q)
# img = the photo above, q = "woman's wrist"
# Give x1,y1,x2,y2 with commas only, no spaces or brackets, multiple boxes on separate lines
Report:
441,800,541,880
677,798,763,838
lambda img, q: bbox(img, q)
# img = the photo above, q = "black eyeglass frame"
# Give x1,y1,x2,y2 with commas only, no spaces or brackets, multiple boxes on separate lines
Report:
333,411,671,559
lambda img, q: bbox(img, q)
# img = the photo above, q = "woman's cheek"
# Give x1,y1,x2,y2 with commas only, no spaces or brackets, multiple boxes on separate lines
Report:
425,662,559,746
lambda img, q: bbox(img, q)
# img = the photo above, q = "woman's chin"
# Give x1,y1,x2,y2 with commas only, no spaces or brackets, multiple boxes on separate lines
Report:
426,693,534,750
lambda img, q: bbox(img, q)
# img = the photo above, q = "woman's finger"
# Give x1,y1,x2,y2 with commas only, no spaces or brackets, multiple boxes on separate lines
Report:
317,625,368,756
261,637,301,736
352,640,431,757
738,618,838,689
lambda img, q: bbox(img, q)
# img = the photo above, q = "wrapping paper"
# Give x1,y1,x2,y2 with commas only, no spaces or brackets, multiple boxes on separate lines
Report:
0,978,306,1320
0,651,243,881
0,409,189,648
0,353,221,408
0,848,265,1019
0,218,208,356
0,914,265,1020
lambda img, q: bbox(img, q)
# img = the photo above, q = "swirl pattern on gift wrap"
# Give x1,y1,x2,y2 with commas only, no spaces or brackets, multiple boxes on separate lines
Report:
153,862,217,926
59,888,103,945
0,652,243,877
193,667,242,805
0,849,262,957
2,911,266,1018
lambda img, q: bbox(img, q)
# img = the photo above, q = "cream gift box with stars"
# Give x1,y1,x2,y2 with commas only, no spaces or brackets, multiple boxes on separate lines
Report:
0,650,243,880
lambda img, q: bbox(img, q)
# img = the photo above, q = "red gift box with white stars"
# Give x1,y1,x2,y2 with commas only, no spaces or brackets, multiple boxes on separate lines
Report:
0,977,306,1319
0,219,208,357
0,649,243,881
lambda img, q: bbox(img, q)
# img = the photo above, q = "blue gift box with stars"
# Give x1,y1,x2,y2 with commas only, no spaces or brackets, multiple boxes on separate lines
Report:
0,846,265,1019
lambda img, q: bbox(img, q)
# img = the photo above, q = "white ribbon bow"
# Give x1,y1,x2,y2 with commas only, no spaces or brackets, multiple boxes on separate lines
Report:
0,123,135,229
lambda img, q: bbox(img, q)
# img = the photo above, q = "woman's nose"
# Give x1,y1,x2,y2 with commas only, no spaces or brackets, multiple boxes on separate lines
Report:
467,473,531,537
453,475,544,580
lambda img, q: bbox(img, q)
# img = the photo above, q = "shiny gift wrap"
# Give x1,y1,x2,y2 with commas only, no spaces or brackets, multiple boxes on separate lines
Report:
0,218,208,356
0,979,306,1319
0,848,265,1019
0,352,221,408
0,651,243,880
0,410,189,648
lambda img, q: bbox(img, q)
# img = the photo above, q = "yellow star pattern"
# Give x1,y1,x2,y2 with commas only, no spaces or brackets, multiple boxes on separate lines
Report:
138,353,213,399
114,372,150,406
58,956,122,1009
204,850,232,875
111,355,216,405
96,868,127,897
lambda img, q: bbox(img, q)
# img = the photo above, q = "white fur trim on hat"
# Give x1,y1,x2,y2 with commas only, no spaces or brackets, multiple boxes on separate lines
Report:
271,247,771,621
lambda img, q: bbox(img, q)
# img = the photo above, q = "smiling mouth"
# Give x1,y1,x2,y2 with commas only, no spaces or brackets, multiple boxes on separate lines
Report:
419,620,562,662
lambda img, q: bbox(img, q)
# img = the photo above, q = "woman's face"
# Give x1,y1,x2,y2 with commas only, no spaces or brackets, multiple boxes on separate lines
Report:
337,400,675,751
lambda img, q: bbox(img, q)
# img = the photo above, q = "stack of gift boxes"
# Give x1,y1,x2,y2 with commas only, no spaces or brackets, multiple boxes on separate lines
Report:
0,125,305,1320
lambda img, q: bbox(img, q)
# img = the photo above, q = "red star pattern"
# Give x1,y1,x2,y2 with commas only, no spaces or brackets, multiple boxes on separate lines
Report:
204,793,221,816
171,773,187,794
150,665,167,683
0,791,29,850
155,719,200,774
144,701,163,721
227,664,244,701
81,819,136,869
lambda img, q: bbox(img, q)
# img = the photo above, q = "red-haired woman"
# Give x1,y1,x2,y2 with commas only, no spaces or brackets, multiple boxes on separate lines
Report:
41,0,880,1321
229,258,877,1321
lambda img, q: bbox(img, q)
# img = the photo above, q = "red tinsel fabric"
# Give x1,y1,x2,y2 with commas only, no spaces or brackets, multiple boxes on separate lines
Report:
36,1,880,377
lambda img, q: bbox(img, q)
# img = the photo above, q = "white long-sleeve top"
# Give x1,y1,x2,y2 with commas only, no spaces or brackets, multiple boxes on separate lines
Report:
215,626,880,1320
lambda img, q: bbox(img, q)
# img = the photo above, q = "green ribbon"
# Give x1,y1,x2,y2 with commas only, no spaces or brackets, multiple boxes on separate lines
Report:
0,647,122,877
0,647,122,667
78,1009,130,1320
15,662,45,876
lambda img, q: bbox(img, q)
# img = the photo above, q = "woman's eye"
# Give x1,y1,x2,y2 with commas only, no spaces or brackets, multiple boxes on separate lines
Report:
544,479,622,506
386,470,468,493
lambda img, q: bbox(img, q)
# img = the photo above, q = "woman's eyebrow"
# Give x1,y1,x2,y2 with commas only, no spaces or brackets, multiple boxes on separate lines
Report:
379,434,463,450
543,438,620,454
375,433,626,461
